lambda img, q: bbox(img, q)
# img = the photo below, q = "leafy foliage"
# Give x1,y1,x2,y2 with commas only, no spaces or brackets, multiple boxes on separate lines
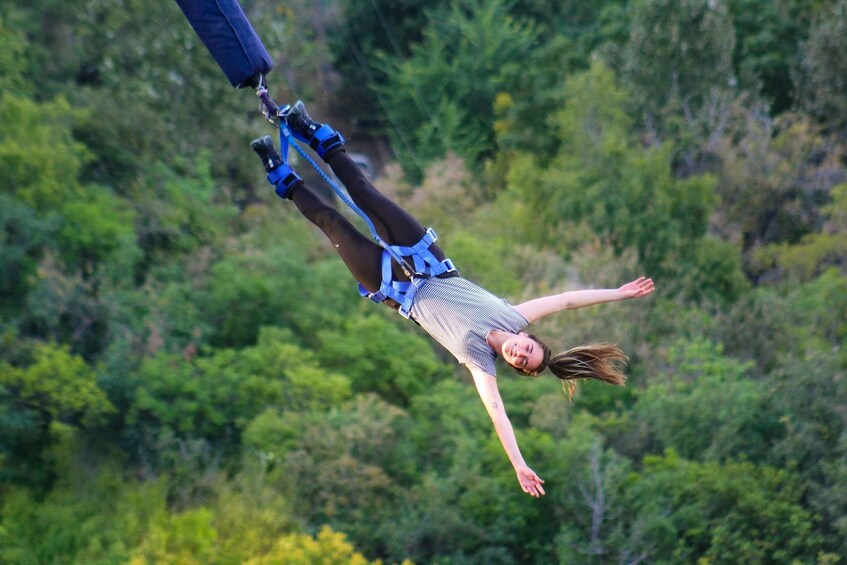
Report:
635,338,775,462
0,94,89,211
799,0,847,130
508,62,736,302
626,451,823,563
623,0,736,142
1,0,846,563
379,0,541,179
0,343,114,486
244,526,387,565
727,0,812,113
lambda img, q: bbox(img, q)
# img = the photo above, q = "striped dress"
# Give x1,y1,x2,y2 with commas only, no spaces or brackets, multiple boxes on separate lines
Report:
410,276,529,375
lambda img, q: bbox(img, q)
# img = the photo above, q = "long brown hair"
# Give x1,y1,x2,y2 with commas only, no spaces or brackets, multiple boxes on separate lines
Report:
548,343,628,386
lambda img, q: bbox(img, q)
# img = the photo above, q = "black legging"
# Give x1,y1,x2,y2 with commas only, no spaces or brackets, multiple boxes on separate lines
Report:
288,150,449,296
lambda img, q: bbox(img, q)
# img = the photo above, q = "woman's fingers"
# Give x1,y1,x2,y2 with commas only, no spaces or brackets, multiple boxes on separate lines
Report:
636,277,654,295
519,469,546,497
526,483,546,497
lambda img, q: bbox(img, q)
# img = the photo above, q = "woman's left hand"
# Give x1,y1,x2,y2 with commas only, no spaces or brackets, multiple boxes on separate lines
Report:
516,465,546,497
617,276,655,299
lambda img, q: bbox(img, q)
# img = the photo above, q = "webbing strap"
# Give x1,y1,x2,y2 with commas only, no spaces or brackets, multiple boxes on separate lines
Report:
276,126,413,275
389,228,456,277
257,88,409,272
358,229,457,318
256,91,456,317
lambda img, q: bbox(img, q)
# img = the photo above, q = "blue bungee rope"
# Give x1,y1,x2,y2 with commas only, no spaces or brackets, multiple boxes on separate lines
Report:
277,123,412,275
256,84,411,274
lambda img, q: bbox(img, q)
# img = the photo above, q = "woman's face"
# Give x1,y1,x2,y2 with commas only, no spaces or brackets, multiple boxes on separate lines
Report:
502,333,545,373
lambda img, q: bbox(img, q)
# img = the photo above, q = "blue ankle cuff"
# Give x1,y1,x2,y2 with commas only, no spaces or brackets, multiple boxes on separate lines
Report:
310,125,346,159
267,164,301,199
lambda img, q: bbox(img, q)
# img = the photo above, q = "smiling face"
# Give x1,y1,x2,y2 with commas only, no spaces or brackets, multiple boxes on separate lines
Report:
502,333,547,374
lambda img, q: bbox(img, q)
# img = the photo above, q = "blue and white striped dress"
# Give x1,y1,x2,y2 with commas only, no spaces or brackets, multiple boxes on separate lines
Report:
410,276,529,375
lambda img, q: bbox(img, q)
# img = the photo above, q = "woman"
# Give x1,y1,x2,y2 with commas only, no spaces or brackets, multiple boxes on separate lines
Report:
251,102,655,497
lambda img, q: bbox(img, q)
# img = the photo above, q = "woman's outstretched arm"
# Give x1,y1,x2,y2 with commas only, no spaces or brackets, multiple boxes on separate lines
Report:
469,366,546,497
514,276,654,325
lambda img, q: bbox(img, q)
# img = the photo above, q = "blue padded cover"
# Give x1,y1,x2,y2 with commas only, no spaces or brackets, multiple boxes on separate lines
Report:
175,0,273,88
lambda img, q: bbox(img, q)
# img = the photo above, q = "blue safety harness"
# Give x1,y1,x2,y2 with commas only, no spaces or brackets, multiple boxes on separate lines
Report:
174,2,457,317
258,89,457,318
357,228,456,317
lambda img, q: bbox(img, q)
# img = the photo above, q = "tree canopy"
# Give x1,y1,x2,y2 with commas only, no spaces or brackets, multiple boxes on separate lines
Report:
1,0,846,562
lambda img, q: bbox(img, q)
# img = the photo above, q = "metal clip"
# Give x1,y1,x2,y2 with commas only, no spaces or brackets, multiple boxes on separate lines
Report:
256,80,287,127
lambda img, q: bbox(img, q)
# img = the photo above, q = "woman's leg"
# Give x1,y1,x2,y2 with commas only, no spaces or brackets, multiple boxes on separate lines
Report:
327,151,435,246
285,102,447,259
287,182,395,293
252,133,412,297
326,151,451,269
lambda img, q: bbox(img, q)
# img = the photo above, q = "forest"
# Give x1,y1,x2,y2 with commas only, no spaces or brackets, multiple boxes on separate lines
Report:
1,0,846,563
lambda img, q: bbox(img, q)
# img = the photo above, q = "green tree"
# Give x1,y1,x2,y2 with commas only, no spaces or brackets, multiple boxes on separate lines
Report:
634,338,776,462
404,379,491,475
273,395,408,555
0,92,142,355
127,328,349,442
246,327,354,413
549,415,638,564
202,208,361,348
757,183,847,281
0,343,113,424
713,112,845,278
204,480,294,564
128,351,280,441
22,0,262,190
0,343,114,486
21,254,115,359
57,185,139,269
798,0,847,130
130,155,236,264
623,0,736,144
1,86,139,265
510,0,626,41
508,62,722,294
204,240,313,348
380,0,541,179
124,327,352,502
316,314,449,405
815,448,847,558
0,464,168,564
244,525,387,565
769,344,847,558
717,269,847,375
0,95,89,211
0,195,57,314
624,451,822,563
0,13,31,95
380,377,557,564
129,508,219,565
727,0,812,113
329,0,442,117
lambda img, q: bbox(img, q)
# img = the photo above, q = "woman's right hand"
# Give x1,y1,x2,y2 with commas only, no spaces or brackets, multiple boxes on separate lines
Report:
516,465,546,497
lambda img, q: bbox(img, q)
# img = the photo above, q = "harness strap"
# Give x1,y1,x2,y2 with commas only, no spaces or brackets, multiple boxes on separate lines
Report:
358,228,457,319
389,228,456,276
254,89,457,317
276,125,416,274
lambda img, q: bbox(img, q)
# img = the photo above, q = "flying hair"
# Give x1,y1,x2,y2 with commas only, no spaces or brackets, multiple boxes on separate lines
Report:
511,339,628,400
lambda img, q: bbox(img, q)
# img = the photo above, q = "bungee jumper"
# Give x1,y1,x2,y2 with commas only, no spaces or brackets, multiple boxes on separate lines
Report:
250,104,655,498
174,0,655,497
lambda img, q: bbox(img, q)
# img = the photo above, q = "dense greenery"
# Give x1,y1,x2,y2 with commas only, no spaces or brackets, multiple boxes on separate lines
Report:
1,0,846,563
